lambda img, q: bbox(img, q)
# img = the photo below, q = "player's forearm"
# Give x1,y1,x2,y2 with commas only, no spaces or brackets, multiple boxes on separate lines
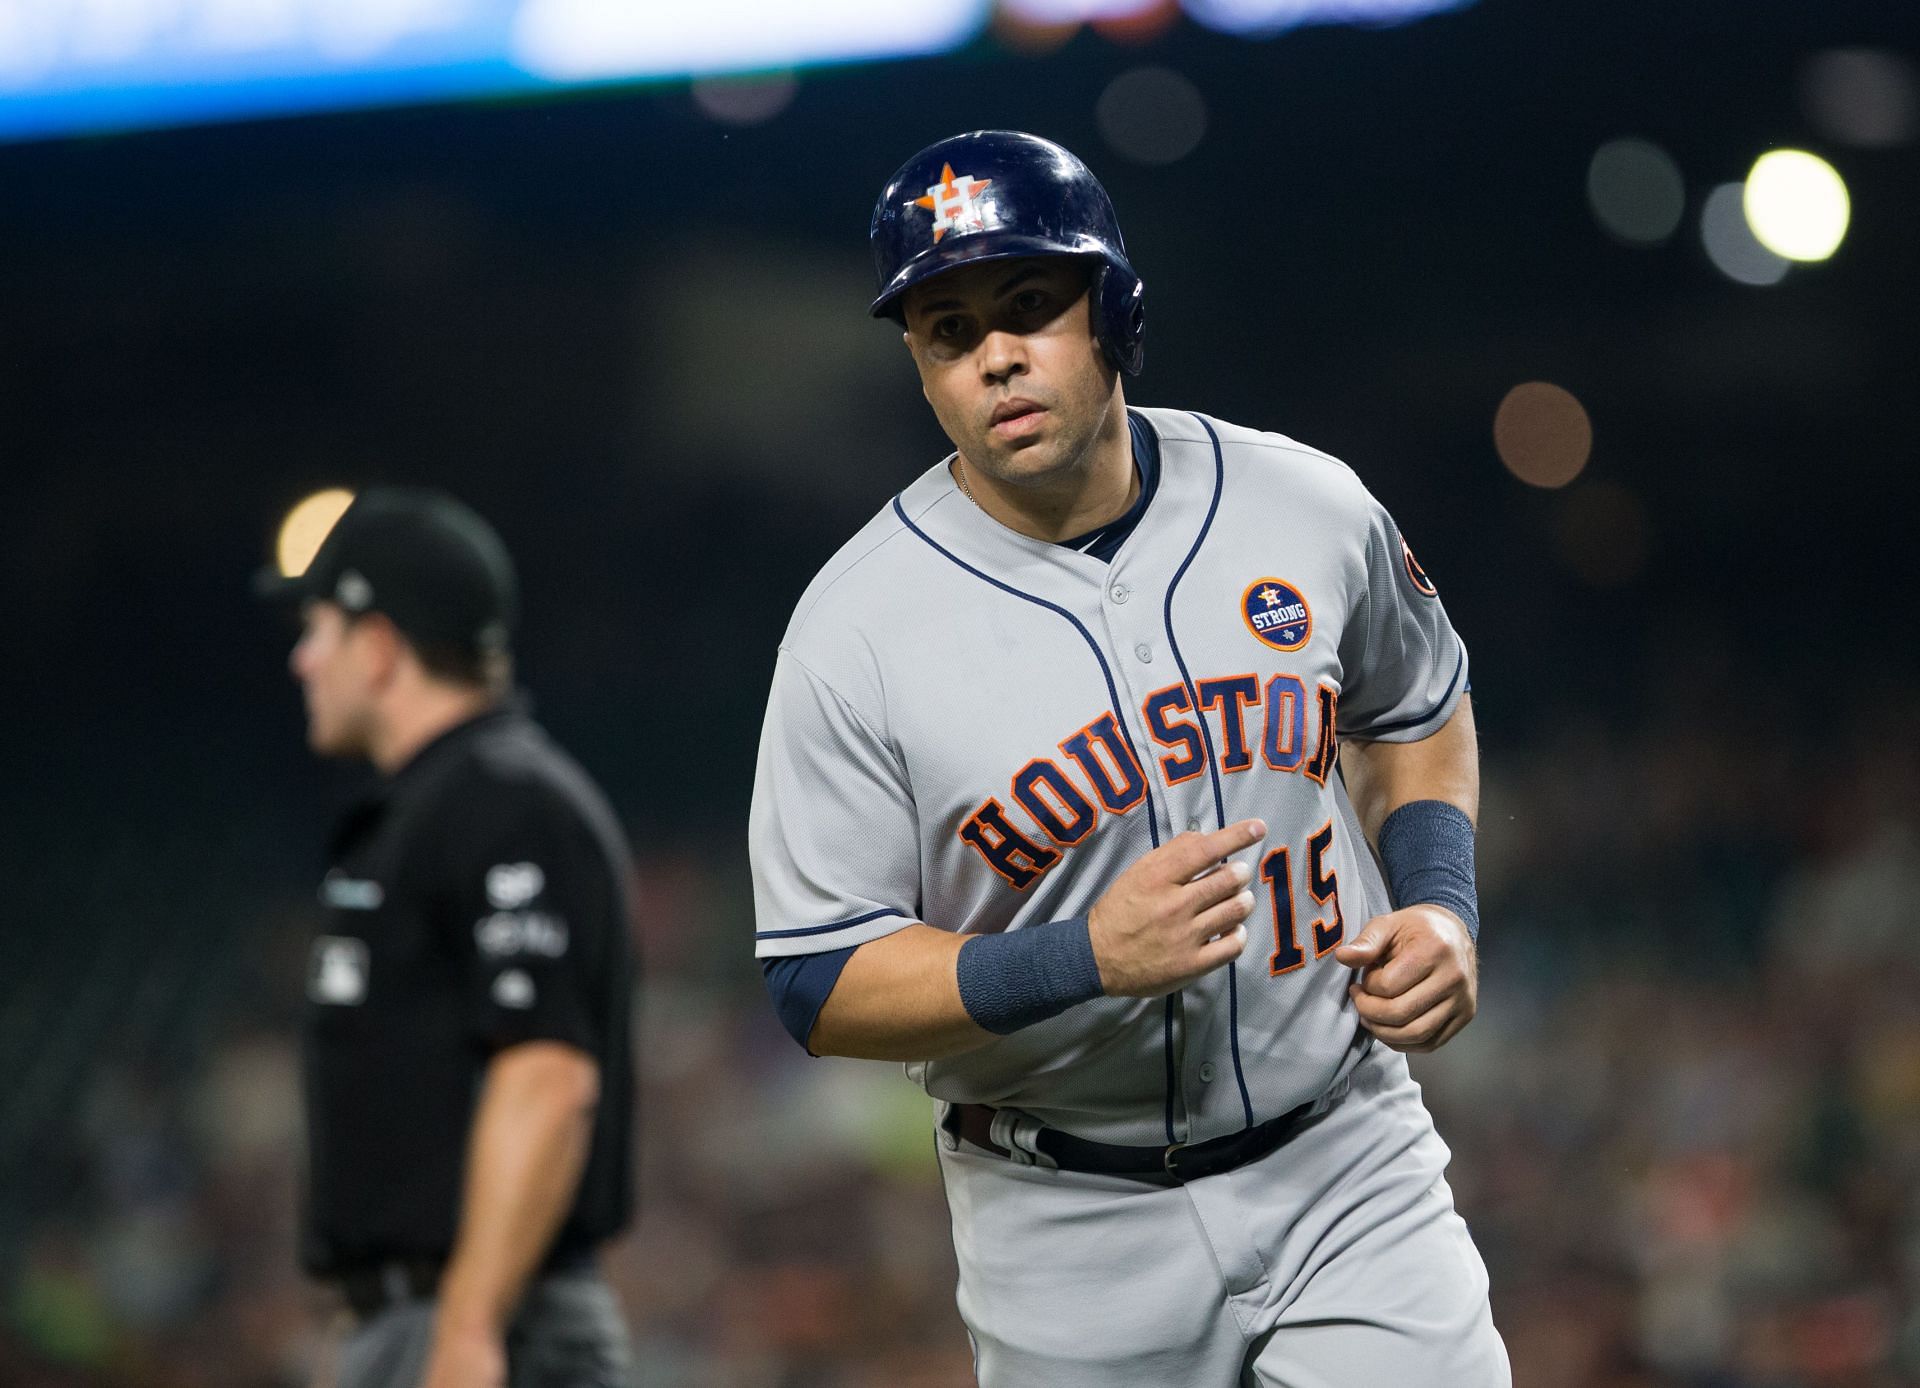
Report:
809,923,999,1062
1340,695,1478,843
434,1042,599,1337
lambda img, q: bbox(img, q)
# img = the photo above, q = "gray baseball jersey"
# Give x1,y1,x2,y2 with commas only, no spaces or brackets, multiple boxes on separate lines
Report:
749,406,1467,1147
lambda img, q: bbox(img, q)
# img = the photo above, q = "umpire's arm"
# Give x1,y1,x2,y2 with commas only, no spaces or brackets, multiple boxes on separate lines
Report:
428,1041,598,1387
426,795,612,1388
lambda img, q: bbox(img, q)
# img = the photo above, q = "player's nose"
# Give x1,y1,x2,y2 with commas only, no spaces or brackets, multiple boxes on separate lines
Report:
977,328,1028,384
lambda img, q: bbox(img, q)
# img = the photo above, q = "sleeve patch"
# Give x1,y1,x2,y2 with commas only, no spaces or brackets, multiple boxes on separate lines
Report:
1401,537,1438,597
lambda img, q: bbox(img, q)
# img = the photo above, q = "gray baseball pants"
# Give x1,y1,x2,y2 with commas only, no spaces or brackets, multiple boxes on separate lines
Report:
935,1043,1511,1387
334,1272,633,1388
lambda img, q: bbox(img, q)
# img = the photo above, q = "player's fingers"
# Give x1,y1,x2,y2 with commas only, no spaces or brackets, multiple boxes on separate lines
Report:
1189,922,1249,977
1183,857,1253,911
1417,1011,1474,1052
1331,919,1393,968
1349,970,1459,1030
1436,1009,1477,1047
1191,890,1257,943
1355,948,1439,999
1159,819,1266,882
1357,997,1461,1052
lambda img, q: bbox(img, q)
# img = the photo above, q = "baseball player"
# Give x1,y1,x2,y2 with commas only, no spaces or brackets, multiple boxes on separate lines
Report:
749,131,1507,1385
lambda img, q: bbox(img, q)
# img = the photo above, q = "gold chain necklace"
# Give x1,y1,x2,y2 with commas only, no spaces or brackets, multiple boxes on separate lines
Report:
955,462,978,507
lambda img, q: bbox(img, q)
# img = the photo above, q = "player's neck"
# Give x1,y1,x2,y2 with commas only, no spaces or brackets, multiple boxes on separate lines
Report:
958,395,1134,544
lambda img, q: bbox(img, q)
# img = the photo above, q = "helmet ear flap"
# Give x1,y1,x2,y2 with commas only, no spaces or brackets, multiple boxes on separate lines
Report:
1091,260,1146,377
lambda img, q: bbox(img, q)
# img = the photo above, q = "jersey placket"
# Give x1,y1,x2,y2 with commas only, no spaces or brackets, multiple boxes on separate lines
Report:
1095,428,1249,1144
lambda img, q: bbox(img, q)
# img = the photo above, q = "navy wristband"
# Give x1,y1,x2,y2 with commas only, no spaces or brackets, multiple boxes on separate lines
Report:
956,916,1106,1035
1377,800,1480,942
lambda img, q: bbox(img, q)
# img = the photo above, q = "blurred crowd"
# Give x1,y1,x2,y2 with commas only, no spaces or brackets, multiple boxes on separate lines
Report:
5,682,1917,1388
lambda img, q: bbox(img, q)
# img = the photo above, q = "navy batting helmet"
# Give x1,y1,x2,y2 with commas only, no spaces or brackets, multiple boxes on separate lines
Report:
868,130,1146,376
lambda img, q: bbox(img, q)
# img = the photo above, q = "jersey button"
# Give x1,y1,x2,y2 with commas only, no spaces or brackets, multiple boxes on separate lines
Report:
1186,817,1200,833
1133,642,1153,663
1110,582,1131,604
1199,1062,1217,1083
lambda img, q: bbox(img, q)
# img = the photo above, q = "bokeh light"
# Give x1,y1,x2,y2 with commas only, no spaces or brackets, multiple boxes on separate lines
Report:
1184,0,1459,37
1802,48,1917,149
691,71,797,125
1700,182,1788,286
990,6,1081,54
1493,382,1592,489
1743,149,1850,262
1090,0,1180,44
1586,137,1684,246
1555,480,1651,588
1096,66,1207,165
275,489,354,579
1001,0,1163,19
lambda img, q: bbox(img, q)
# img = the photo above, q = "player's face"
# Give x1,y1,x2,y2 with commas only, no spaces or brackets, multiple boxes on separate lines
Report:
289,601,383,758
901,257,1119,488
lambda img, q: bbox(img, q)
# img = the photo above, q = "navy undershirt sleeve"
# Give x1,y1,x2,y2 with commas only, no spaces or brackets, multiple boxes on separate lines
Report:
762,946,858,1052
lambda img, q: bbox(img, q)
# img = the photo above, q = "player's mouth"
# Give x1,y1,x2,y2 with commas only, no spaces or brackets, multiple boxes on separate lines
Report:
989,398,1047,440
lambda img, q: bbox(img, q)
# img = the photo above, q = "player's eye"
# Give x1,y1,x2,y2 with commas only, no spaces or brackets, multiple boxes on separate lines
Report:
931,315,968,341
1012,289,1049,314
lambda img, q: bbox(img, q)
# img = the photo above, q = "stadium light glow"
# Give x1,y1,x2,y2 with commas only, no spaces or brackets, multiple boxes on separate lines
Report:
0,0,1472,144
276,489,356,579
509,0,984,81
1184,0,1470,38
0,0,987,142
1743,150,1850,262
1002,0,1165,19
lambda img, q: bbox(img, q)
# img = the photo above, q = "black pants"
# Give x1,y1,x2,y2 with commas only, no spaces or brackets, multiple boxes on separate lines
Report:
335,1272,633,1388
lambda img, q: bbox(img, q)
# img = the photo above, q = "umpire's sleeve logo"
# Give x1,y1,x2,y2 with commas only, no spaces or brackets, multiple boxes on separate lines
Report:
491,969,537,1010
486,861,545,909
308,936,369,1006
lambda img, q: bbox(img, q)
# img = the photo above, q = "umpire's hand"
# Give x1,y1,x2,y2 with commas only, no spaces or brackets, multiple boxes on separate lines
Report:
1333,905,1478,1052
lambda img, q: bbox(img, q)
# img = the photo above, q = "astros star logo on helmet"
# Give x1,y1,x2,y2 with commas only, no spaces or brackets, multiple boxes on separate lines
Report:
911,163,993,243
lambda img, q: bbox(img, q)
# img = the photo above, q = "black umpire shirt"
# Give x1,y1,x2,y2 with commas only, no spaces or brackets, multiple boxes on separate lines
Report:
301,706,635,1276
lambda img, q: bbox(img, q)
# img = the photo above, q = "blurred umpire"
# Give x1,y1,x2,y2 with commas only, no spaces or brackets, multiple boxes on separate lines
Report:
259,487,636,1388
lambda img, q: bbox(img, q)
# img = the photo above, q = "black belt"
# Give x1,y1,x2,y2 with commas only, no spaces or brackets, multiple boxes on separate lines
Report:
336,1256,444,1319
947,1078,1346,1183
332,1244,595,1319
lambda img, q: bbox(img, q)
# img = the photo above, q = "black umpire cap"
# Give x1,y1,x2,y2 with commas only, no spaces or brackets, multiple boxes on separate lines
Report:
258,487,517,656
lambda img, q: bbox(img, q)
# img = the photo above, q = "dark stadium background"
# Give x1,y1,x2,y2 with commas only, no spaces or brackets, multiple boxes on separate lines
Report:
3,1,1917,1383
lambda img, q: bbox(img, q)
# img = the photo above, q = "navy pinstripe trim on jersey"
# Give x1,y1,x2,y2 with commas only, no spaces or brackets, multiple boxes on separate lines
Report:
754,907,904,940
1355,638,1467,738
1164,413,1255,1130
1162,998,1178,1144
893,494,1179,1146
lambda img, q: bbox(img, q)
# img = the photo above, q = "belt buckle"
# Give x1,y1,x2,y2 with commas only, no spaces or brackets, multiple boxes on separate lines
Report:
1162,1141,1189,1179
